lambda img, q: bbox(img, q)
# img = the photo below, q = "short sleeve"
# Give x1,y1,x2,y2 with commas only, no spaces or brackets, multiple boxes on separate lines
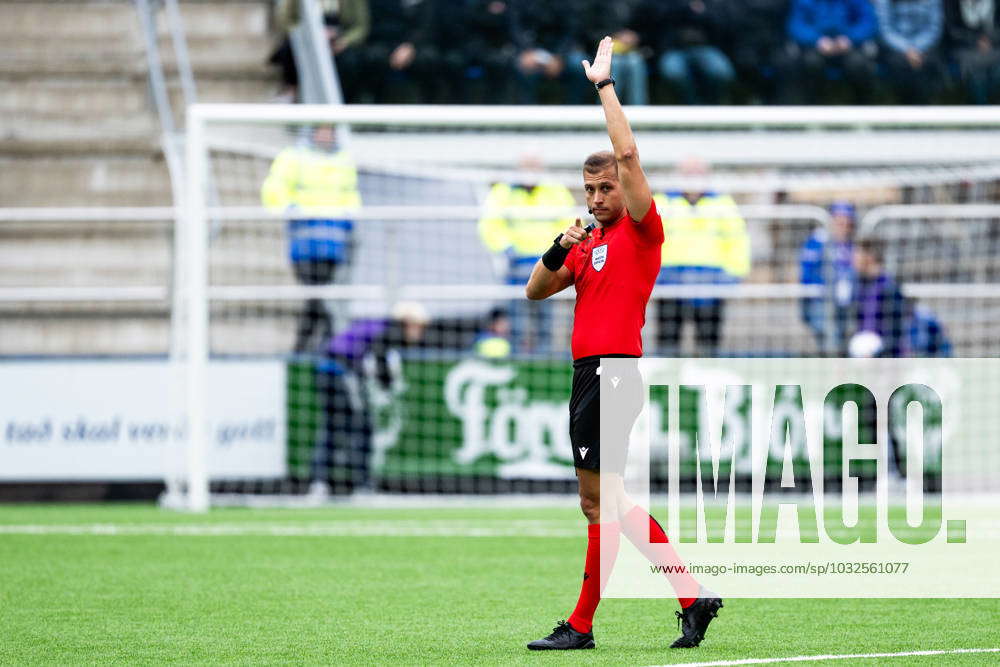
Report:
630,198,665,246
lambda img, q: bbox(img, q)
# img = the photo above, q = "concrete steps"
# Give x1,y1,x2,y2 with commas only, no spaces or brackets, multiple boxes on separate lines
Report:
0,0,277,191
0,224,173,289
0,0,277,158
0,311,172,356
0,43,147,78
0,75,272,157
1,80,150,118
1,0,279,355
1,117,161,156
0,156,172,206
0,1,269,42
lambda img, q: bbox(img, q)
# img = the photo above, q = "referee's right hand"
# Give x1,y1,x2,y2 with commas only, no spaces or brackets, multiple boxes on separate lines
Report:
559,218,590,249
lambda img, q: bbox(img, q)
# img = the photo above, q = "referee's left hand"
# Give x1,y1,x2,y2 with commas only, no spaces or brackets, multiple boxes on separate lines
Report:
582,36,613,84
559,218,590,249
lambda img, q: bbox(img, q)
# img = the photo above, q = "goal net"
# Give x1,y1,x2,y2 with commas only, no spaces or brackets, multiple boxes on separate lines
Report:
169,104,1000,510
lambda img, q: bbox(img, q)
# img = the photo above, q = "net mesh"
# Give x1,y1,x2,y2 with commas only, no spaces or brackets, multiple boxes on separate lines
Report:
48,107,1000,502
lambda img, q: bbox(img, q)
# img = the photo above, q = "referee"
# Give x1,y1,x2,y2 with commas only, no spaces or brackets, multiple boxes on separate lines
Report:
525,37,723,651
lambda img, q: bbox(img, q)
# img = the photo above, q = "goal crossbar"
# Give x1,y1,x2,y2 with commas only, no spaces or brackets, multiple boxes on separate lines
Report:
189,104,1000,129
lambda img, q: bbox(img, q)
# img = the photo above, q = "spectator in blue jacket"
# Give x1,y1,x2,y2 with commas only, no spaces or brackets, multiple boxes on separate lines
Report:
799,201,856,354
783,0,880,103
908,300,953,356
876,0,945,102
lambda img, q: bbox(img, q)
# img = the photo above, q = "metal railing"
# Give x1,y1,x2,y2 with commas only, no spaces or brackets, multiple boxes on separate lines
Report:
860,204,1000,236
289,0,343,105
5,203,1000,301
287,0,352,146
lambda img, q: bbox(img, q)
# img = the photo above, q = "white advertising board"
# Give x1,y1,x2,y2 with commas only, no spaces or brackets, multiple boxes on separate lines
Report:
0,361,286,481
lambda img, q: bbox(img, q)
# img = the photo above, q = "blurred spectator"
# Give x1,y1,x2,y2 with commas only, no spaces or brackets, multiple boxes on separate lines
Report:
430,0,518,103
799,201,856,354
783,0,879,103
908,300,953,356
946,0,1000,103
725,0,792,103
843,238,952,359
654,158,750,356
848,284,950,478
511,0,590,103
633,0,736,104
849,237,908,358
269,0,370,102
478,155,576,353
261,125,361,353
875,0,945,103
580,0,648,105
310,301,429,496
335,0,435,103
474,308,513,359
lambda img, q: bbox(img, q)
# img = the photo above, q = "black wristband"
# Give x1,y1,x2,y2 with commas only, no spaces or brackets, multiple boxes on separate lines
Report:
542,235,570,271
595,77,615,90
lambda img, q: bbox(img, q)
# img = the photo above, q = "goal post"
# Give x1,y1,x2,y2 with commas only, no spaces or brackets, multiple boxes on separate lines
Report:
176,108,210,512
174,104,1000,511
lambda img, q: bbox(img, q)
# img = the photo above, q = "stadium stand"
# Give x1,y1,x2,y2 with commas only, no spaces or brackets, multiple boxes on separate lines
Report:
0,0,277,355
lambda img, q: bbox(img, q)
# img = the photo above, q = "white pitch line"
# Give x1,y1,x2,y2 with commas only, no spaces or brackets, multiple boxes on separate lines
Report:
654,647,1000,667
4,521,999,539
0,520,583,538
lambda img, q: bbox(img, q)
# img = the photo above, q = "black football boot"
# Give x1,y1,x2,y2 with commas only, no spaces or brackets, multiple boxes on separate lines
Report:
527,620,596,650
670,588,723,648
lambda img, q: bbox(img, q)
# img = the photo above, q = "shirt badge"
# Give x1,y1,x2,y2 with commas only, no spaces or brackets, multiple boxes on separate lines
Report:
591,244,608,272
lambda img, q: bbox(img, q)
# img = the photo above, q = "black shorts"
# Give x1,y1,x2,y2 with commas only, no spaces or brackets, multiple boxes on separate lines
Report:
569,355,643,473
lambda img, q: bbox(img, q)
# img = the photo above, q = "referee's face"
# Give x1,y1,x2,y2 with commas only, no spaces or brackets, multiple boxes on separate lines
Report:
582,167,624,224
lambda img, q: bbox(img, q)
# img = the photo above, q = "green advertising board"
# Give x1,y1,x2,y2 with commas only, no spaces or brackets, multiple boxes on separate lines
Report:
287,358,942,484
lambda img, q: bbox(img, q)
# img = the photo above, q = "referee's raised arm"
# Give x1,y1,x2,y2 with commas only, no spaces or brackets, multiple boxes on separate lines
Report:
582,36,652,223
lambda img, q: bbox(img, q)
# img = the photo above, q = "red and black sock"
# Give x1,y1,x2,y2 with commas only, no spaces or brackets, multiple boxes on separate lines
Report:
567,521,621,633
621,505,699,608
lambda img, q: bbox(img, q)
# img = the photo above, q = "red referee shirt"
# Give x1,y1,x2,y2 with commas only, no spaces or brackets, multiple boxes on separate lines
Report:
564,199,664,360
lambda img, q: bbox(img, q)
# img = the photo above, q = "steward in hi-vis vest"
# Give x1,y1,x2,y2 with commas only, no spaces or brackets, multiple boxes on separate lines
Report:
653,187,750,356
261,126,361,353
479,178,576,353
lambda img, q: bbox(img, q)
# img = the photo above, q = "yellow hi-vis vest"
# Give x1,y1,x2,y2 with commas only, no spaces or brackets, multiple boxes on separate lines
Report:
478,182,576,257
654,192,750,278
261,146,362,212
475,335,512,359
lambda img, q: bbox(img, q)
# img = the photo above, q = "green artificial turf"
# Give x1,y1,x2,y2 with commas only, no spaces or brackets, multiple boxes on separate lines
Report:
0,504,997,665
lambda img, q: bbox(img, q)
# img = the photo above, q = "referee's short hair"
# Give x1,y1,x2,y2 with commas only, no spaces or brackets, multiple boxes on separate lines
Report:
583,151,617,176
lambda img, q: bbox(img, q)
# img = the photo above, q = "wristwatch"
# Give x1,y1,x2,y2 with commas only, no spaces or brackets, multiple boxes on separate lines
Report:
595,77,615,90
